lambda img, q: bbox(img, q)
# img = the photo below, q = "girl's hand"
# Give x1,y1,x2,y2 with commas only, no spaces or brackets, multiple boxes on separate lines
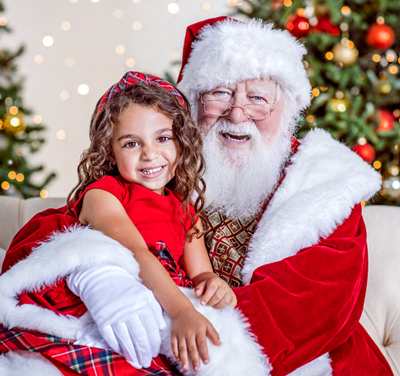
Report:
194,273,237,309
171,308,221,372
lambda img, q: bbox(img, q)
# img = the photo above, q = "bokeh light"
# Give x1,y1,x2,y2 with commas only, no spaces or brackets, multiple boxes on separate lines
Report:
34,54,44,64
113,9,123,18
202,2,212,11
57,130,67,140
133,21,143,30
115,45,125,54
61,21,71,31
65,58,75,67
126,58,136,68
168,3,179,13
42,36,54,47
60,91,69,100
33,115,42,124
78,84,89,95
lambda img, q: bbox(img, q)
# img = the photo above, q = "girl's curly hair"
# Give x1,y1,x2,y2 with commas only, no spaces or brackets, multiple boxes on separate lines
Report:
67,82,206,238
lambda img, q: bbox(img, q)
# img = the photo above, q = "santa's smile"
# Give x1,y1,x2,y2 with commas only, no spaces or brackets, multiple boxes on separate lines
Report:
221,132,251,145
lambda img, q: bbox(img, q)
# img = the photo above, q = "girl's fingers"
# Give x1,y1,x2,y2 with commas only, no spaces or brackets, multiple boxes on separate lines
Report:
206,323,221,346
171,336,179,361
196,332,210,366
200,284,218,306
178,337,189,371
187,336,200,371
195,281,206,297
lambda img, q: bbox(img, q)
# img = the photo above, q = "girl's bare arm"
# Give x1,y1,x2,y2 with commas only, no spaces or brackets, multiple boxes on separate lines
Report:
181,222,237,309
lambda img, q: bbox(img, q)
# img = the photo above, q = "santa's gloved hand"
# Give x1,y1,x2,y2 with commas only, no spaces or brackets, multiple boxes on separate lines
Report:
67,265,166,368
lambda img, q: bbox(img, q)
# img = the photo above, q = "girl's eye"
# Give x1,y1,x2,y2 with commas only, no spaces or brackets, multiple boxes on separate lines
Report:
124,141,139,148
157,136,170,143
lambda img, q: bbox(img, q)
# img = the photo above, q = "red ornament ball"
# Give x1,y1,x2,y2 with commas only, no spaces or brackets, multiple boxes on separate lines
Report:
314,15,340,36
352,143,376,164
286,15,311,38
366,23,395,50
376,109,394,132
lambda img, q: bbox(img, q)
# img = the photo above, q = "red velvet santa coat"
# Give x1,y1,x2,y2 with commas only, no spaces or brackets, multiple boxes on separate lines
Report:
0,129,392,376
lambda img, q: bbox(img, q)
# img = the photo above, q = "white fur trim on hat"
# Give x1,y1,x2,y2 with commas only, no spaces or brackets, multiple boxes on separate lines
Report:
178,18,311,116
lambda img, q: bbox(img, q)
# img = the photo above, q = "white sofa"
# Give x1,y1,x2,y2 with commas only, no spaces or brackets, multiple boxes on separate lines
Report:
0,196,399,375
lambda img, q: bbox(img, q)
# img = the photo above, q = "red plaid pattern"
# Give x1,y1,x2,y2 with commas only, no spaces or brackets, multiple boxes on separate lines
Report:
0,325,177,375
96,72,186,113
152,241,193,288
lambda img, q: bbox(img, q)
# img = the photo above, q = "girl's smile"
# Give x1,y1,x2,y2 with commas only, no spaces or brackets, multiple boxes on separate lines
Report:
111,104,178,195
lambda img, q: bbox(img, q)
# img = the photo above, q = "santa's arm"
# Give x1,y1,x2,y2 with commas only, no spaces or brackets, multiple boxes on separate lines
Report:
234,204,367,375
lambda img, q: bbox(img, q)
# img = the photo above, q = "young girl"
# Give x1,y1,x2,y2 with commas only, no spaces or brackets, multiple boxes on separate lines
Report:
67,72,237,372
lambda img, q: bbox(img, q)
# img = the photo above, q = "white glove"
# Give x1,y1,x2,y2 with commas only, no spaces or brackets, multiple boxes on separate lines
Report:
67,265,166,368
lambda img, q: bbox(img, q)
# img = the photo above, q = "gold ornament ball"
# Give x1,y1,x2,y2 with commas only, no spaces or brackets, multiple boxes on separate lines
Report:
327,98,349,112
3,113,26,135
332,43,359,66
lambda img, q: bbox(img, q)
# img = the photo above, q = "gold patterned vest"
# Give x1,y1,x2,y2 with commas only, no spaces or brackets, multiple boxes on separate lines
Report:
204,209,258,288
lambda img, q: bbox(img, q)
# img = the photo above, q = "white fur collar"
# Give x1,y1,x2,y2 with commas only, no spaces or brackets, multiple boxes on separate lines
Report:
0,226,140,339
242,129,382,285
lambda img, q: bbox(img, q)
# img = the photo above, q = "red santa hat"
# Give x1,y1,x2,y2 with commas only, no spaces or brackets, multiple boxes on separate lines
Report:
177,17,311,117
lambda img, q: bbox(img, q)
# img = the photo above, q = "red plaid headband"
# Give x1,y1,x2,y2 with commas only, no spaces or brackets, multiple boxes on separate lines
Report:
96,71,186,113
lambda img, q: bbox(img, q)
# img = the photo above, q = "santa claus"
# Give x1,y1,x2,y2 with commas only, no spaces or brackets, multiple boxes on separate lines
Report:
0,16,393,376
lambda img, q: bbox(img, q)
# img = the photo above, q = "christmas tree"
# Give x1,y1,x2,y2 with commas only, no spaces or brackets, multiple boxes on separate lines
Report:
235,0,400,205
0,3,55,198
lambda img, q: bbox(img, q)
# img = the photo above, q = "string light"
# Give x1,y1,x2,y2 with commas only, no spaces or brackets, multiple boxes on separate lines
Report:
358,137,367,145
70,0,79,3
1,182,10,190
132,0,142,3
10,106,18,115
389,65,398,74
5,97,13,106
376,16,385,25
132,21,143,31
10,118,20,127
386,53,395,62
372,54,381,62
283,0,292,6
78,84,89,95
8,171,16,180
16,173,24,182
34,54,44,64
42,36,54,47
325,52,334,60
40,190,49,198
373,161,382,169
0,18,7,26
341,6,351,15
312,88,320,97
33,115,42,124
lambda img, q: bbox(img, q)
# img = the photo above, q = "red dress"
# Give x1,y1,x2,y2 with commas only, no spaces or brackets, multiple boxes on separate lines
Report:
74,175,195,264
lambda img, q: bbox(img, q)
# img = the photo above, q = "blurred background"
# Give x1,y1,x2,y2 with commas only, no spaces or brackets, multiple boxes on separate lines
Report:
1,0,400,205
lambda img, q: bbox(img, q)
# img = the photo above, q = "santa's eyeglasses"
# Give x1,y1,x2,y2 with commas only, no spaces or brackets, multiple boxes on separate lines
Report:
200,92,279,120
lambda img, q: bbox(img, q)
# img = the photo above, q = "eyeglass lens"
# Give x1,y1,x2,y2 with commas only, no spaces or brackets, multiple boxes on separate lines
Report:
203,101,271,120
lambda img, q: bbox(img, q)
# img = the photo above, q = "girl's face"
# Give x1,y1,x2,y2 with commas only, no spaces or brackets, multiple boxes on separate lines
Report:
111,104,178,195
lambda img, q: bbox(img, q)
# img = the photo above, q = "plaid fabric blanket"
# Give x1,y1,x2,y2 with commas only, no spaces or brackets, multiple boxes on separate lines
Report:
0,325,177,375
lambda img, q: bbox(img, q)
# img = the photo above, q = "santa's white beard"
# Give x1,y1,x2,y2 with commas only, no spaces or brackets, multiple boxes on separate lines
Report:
201,119,291,220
